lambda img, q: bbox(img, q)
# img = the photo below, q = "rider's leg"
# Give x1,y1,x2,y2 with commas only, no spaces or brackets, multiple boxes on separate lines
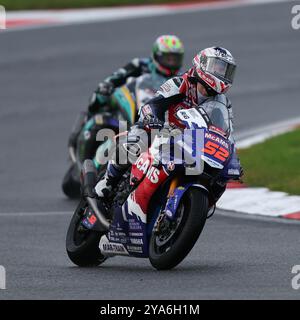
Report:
95,160,129,197
94,126,149,198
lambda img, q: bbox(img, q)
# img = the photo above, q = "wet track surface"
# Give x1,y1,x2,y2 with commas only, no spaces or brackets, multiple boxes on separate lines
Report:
0,1,299,299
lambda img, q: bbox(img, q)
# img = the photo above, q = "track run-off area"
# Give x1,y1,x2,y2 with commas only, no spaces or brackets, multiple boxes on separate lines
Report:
0,0,299,299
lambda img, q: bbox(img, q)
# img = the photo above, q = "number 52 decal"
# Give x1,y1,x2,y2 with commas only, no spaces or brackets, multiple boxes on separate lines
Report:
202,140,229,162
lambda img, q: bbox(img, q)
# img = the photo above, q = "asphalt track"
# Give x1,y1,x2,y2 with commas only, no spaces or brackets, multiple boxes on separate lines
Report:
0,1,300,299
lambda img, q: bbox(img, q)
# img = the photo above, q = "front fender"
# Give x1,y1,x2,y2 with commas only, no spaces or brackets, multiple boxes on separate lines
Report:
163,183,208,221
81,206,105,232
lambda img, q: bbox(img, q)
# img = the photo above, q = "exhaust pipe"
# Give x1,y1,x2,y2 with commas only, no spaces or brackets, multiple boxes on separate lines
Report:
81,160,110,231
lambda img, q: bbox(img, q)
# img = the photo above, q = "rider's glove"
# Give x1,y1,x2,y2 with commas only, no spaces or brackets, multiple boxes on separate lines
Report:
88,92,109,114
96,81,115,96
143,114,164,131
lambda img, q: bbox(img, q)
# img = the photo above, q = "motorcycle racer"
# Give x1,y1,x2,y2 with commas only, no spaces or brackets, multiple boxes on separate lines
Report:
95,47,242,201
68,35,185,149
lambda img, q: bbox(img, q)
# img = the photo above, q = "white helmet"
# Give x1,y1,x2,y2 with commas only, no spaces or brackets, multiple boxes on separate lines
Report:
193,47,236,95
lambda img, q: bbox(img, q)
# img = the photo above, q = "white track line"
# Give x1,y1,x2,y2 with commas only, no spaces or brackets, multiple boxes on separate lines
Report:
3,0,296,32
236,116,300,149
0,211,72,217
216,209,300,225
2,118,300,220
218,188,300,217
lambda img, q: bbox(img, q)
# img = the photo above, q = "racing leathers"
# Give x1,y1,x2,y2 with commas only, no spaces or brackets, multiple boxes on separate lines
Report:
69,58,163,151
88,57,154,115
139,68,234,139
95,68,239,201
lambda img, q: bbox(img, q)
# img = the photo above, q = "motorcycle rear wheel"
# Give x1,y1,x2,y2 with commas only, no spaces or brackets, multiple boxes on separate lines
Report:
149,188,208,270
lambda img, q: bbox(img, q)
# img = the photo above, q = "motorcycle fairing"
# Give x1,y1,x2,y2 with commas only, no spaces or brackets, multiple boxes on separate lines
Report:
97,105,236,257
201,128,231,169
81,207,104,232
220,147,241,180
113,86,136,125
176,107,208,130
98,200,150,258
99,152,169,258
99,202,146,257
176,107,230,170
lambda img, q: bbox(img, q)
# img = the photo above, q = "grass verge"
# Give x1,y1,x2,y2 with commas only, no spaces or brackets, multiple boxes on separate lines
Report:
1,0,212,11
239,128,300,196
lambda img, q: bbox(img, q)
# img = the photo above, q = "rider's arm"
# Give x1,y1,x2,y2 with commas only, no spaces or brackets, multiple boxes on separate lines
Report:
139,77,185,122
88,58,150,115
104,58,150,88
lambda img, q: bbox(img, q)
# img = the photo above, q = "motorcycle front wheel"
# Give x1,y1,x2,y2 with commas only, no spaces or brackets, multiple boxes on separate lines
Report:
149,188,208,270
66,200,107,267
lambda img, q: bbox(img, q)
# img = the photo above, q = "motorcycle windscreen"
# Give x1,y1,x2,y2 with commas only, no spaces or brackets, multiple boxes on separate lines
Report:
201,100,231,137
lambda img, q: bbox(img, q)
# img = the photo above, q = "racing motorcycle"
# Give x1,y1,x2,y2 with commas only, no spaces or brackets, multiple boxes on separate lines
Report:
66,100,242,270
62,72,167,199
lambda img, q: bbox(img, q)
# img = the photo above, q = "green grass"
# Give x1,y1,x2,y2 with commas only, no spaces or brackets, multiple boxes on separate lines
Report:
239,128,300,195
1,0,207,11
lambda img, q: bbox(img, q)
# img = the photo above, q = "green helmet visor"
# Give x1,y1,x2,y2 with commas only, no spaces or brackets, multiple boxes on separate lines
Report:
157,52,183,71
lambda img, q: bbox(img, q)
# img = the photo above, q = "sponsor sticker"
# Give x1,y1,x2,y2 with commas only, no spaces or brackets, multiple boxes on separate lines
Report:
88,214,97,225
95,114,104,125
127,246,143,253
228,168,240,175
161,82,172,92
99,236,129,255
167,161,175,171
142,104,152,116
84,131,91,140
205,132,229,149
130,238,143,245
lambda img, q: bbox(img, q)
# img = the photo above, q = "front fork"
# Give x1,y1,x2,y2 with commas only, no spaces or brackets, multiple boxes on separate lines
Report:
155,176,211,234
153,176,180,234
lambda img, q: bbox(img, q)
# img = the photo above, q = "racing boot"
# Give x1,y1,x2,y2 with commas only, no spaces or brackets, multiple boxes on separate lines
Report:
95,161,126,198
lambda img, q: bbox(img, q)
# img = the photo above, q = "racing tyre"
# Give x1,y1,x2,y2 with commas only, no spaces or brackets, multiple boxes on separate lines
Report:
149,188,208,270
66,201,107,267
